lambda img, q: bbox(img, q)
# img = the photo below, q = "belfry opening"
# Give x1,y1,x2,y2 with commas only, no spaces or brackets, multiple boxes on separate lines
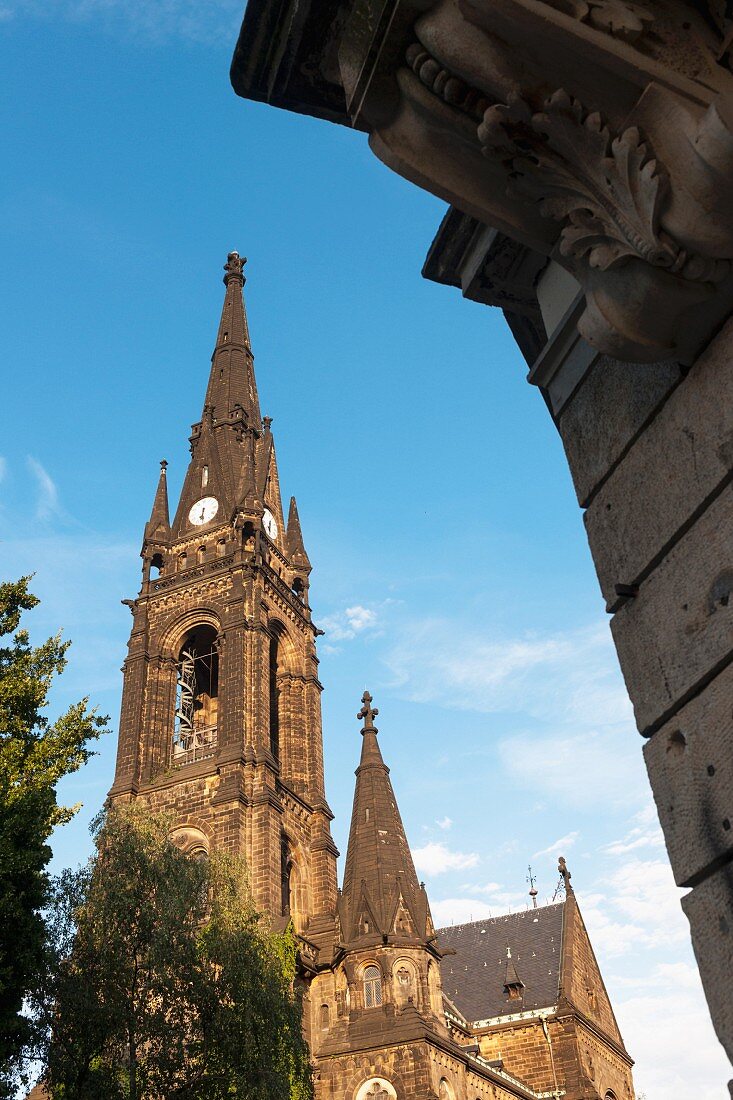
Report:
173,625,219,764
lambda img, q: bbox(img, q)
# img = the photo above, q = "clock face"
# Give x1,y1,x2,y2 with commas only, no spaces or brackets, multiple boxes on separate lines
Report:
188,497,219,526
263,508,278,540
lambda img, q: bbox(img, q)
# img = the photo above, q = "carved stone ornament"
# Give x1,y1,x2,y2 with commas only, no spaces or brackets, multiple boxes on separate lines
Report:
478,91,730,284
232,0,733,360
370,1,733,360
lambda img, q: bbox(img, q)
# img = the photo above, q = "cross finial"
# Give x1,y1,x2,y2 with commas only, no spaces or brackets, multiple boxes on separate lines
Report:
357,690,379,733
223,251,247,285
558,855,573,894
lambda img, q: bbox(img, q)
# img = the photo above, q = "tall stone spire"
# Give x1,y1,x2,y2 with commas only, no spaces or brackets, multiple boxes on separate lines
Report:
202,251,260,427
144,460,170,544
339,693,433,947
170,252,264,535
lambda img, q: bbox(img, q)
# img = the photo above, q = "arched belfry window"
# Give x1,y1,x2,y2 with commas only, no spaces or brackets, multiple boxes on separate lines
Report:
363,965,382,1008
172,625,219,765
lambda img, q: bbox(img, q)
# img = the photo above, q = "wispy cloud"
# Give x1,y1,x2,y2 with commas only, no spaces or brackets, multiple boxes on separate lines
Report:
320,603,380,642
412,841,479,876
436,815,452,831
532,831,578,860
497,728,643,810
601,803,665,857
27,456,63,522
2,0,243,43
614,962,730,1099
384,617,633,730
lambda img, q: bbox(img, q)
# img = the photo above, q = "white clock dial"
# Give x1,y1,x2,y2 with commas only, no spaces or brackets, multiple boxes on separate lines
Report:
262,508,278,540
188,496,219,526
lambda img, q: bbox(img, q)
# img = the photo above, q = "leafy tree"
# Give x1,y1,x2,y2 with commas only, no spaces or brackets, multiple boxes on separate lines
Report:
0,578,107,1096
44,806,312,1100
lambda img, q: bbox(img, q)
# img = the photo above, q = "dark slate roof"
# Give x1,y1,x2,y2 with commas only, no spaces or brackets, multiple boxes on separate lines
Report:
437,903,565,1023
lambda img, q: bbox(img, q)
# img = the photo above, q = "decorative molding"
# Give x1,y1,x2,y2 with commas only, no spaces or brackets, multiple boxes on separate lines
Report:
478,91,730,285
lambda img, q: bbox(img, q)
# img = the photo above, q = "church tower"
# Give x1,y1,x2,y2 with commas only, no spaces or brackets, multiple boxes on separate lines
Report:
110,252,338,931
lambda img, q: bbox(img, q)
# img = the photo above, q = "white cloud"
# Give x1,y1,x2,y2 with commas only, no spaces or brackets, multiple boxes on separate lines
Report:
497,728,643,810
321,604,379,642
27,456,62,521
384,618,633,721
581,858,687,959
532,831,579,859
412,841,479,876
615,971,730,1099
436,816,452,831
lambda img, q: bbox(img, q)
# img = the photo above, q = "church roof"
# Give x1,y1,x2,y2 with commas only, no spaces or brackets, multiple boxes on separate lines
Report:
437,903,565,1023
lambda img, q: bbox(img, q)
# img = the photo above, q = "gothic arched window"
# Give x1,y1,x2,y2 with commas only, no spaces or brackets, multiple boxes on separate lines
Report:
172,625,219,765
320,1003,329,1031
363,965,382,1008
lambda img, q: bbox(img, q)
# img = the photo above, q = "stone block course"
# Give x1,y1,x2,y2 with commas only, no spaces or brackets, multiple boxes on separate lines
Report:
558,353,683,508
584,320,733,606
644,662,733,888
682,861,733,1063
611,486,733,734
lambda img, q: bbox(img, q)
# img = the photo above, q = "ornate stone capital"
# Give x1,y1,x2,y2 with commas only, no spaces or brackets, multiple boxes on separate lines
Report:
232,0,733,360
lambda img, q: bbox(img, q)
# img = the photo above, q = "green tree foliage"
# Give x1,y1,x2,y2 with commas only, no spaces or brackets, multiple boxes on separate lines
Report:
44,806,312,1100
0,578,107,1095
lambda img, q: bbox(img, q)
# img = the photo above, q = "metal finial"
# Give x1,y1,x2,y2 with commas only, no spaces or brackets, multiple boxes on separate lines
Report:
160,459,168,471
527,864,538,908
357,690,379,733
263,416,273,432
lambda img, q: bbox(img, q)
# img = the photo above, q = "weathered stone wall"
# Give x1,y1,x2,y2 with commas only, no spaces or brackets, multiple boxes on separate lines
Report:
553,318,733,1062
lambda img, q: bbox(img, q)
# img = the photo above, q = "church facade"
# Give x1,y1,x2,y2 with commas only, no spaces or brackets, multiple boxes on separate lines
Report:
109,254,636,1100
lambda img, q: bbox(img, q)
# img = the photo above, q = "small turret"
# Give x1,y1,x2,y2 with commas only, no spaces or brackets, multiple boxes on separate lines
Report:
339,692,434,948
286,496,311,573
143,459,171,547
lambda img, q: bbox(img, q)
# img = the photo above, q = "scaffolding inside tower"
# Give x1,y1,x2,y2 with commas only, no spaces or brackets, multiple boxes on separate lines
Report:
172,632,218,765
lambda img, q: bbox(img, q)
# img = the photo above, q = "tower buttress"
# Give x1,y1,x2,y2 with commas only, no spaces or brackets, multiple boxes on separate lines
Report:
110,253,338,930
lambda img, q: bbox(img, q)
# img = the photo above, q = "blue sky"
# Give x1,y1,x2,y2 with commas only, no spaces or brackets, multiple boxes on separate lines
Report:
1,3,728,1095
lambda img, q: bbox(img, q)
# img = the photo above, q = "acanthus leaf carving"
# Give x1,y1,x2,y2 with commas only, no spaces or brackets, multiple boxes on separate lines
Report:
478,90,730,285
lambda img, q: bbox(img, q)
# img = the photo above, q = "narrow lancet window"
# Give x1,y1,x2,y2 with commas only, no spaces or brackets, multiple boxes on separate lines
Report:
201,465,209,488
280,834,292,918
269,632,280,761
172,625,219,765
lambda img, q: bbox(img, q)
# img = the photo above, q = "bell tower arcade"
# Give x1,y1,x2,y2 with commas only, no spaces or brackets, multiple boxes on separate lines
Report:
109,252,338,932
